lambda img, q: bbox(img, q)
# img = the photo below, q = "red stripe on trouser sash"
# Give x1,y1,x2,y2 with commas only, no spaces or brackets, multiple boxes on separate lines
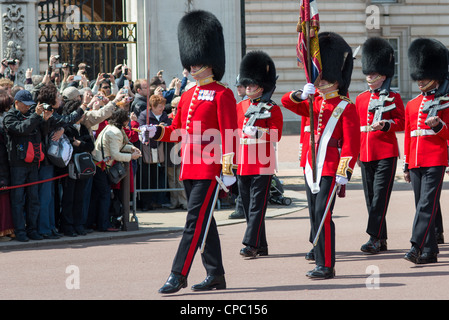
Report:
256,177,272,246
377,162,396,238
325,180,335,268
182,181,217,276
420,172,444,248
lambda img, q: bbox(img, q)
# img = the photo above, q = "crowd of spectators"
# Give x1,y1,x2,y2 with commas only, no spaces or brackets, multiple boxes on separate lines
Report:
0,56,190,242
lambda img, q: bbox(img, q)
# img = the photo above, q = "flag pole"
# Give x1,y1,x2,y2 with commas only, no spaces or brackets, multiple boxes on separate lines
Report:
146,21,151,126
305,20,317,184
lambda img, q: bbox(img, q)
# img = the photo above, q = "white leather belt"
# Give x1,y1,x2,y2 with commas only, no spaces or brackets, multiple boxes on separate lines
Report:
240,138,264,145
411,129,435,137
360,125,373,132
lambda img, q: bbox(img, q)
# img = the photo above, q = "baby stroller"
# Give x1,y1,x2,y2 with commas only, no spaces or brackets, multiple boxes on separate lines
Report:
269,175,292,206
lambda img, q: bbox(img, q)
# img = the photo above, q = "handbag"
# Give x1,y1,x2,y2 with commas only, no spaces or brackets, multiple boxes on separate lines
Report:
47,132,73,168
106,161,127,185
100,130,127,185
141,143,165,164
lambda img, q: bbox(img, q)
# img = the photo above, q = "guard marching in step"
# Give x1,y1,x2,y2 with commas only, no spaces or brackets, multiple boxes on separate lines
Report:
149,10,239,294
281,32,360,279
356,37,405,254
236,50,284,258
403,38,449,264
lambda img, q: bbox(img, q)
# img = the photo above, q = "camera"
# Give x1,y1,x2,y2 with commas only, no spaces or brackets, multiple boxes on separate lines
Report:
42,103,53,111
6,60,16,65
55,63,74,69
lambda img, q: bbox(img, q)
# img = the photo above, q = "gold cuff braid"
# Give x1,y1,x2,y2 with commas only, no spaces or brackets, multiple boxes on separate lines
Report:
222,153,237,176
336,156,352,178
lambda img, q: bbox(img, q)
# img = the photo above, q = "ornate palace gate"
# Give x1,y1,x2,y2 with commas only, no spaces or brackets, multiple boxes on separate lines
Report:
38,0,137,80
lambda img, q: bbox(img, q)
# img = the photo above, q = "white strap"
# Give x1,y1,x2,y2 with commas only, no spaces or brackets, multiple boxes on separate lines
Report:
305,100,349,194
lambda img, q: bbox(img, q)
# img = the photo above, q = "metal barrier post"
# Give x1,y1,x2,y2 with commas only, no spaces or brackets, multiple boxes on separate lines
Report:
122,162,139,231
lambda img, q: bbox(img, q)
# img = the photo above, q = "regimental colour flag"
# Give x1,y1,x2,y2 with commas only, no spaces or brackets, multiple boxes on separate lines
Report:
296,0,322,85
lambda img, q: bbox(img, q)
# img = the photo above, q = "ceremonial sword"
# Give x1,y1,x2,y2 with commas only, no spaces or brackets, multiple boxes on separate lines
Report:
200,176,229,254
312,182,340,247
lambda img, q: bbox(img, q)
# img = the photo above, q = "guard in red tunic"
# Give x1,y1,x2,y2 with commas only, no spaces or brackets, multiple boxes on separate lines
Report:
403,38,449,264
153,10,238,294
235,51,283,258
281,32,360,279
356,37,405,254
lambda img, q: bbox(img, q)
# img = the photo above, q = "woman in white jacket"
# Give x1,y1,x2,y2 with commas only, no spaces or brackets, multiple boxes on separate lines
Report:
88,109,141,231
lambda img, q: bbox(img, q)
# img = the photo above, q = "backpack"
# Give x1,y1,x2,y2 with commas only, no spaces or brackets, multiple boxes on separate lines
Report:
68,152,96,180
47,133,73,168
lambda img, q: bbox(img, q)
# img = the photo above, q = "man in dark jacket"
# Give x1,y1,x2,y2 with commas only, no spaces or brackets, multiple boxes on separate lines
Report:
35,84,84,239
130,79,149,118
2,90,52,242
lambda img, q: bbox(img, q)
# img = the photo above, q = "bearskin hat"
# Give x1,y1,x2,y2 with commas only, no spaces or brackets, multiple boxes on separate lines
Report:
408,38,449,82
362,37,395,78
177,10,226,81
319,32,353,96
238,51,277,93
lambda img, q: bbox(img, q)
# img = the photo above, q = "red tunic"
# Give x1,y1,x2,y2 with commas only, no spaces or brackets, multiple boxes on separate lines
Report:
404,93,449,169
356,90,405,162
156,80,238,180
299,116,310,169
281,91,360,178
236,98,283,175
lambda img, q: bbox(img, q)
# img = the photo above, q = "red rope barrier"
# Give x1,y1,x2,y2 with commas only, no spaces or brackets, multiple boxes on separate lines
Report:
0,174,69,192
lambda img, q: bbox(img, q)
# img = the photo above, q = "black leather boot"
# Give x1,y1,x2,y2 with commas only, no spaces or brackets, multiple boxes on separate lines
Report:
191,275,226,291
158,272,187,294
306,265,335,279
361,237,382,254
240,245,258,258
404,245,421,264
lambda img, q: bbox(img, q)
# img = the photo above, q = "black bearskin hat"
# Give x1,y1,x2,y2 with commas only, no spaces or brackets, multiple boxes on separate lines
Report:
177,10,226,81
362,37,395,78
239,51,277,93
408,38,449,82
319,32,353,96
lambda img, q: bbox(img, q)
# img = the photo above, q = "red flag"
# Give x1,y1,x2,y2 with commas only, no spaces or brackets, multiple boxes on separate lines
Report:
296,0,322,85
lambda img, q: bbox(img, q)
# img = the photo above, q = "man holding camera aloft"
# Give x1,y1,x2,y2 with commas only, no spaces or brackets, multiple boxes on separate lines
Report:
3,90,52,242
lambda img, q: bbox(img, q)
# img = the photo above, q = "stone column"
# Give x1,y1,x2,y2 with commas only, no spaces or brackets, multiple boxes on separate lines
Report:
125,0,242,94
0,0,39,86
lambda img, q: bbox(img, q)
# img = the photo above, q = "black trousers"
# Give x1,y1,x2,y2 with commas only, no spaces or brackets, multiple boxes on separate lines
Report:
435,202,444,235
61,176,88,233
410,166,445,254
238,174,272,248
305,175,336,268
360,157,397,240
171,179,224,277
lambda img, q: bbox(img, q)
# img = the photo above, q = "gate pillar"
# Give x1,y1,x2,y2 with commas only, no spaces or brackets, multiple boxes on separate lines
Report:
0,0,40,86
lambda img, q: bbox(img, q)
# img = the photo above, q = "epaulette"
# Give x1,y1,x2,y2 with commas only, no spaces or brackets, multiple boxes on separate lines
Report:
340,95,354,104
216,81,229,88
